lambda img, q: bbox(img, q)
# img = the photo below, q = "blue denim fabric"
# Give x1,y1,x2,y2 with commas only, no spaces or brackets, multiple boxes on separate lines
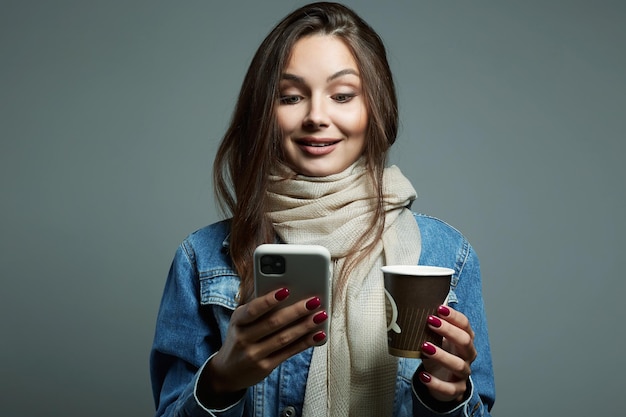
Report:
150,214,495,417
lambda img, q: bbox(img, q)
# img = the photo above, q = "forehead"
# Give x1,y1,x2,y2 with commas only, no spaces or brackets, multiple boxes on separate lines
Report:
284,35,359,74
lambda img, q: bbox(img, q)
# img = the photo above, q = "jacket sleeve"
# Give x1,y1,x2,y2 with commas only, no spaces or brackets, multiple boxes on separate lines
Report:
411,243,496,417
149,244,246,417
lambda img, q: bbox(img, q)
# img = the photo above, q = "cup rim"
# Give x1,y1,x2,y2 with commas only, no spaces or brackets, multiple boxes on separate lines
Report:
381,265,454,276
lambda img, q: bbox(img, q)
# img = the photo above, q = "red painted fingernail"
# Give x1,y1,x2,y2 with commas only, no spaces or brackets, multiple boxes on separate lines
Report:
421,342,437,356
438,305,450,317
427,315,442,328
313,311,328,324
274,288,290,301
313,331,326,343
306,297,321,310
419,372,431,384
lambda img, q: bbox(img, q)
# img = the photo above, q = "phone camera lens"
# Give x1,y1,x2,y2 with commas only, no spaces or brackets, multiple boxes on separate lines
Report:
260,255,286,274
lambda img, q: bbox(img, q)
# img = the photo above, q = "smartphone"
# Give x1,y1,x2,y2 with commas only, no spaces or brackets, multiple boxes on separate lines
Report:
254,244,331,343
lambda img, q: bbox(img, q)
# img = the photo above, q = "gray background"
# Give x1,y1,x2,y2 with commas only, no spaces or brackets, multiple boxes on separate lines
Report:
1,0,624,416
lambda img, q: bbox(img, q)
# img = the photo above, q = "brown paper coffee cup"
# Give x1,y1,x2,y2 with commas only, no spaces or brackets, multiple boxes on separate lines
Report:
382,265,453,358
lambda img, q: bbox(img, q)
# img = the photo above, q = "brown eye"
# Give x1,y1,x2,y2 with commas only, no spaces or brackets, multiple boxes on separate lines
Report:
333,93,355,103
280,95,302,104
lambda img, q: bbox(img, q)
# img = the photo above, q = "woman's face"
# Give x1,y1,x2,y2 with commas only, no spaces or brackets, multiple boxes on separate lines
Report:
277,35,368,177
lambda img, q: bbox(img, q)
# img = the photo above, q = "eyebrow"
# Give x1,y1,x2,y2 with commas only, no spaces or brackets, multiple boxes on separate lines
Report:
281,68,359,84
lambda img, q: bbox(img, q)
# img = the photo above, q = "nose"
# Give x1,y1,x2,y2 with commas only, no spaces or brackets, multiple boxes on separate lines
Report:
303,96,330,129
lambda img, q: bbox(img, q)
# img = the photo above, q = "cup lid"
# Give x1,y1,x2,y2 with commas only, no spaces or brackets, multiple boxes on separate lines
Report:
381,265,454,276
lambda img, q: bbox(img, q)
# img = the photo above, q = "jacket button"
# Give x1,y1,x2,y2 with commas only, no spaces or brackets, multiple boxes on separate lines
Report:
280,406,296,417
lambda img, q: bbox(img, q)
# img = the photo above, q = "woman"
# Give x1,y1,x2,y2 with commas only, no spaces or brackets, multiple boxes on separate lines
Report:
150,2,495,416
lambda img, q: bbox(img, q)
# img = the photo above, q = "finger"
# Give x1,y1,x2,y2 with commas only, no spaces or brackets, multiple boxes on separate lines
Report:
265,330,327,366
242,296,325,343
242,330,327,381
428,312,477,363
437,305,475,340
232,287,291,326
418,369,467,403
242,309,328,369
421,342,471,381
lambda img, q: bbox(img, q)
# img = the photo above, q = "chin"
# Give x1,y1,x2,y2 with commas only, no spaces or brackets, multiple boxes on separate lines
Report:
297,162,349,177
292,166,328,177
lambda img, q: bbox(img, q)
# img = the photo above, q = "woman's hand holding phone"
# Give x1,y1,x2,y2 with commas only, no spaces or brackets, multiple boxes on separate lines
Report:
197,287,327,407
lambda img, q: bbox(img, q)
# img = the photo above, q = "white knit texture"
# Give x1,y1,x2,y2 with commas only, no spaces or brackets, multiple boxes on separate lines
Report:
266,160,421,417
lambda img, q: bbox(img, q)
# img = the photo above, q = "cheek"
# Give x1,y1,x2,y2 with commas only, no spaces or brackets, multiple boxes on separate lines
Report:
347,101,368,128
275,112,294,156
357,113,368,133
276,108,299,135
275,111,287,134
346,108,368,136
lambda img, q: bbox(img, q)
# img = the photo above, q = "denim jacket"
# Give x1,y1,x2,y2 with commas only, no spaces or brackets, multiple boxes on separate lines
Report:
150,213,495,417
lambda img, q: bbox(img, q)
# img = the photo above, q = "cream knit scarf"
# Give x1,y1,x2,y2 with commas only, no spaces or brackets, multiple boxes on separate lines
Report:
266,160,421,417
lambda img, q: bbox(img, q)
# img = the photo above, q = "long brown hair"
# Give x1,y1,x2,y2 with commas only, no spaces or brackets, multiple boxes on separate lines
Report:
213,2,399,302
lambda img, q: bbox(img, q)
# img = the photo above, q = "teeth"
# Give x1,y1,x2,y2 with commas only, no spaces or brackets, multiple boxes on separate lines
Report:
306,142,333,147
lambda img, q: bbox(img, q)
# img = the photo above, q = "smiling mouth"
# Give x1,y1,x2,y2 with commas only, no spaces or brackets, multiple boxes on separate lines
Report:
297,140,341,147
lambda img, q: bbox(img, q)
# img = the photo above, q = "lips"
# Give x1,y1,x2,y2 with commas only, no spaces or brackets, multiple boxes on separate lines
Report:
295,137,341,156
295,138,341,147
302,142,337,147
